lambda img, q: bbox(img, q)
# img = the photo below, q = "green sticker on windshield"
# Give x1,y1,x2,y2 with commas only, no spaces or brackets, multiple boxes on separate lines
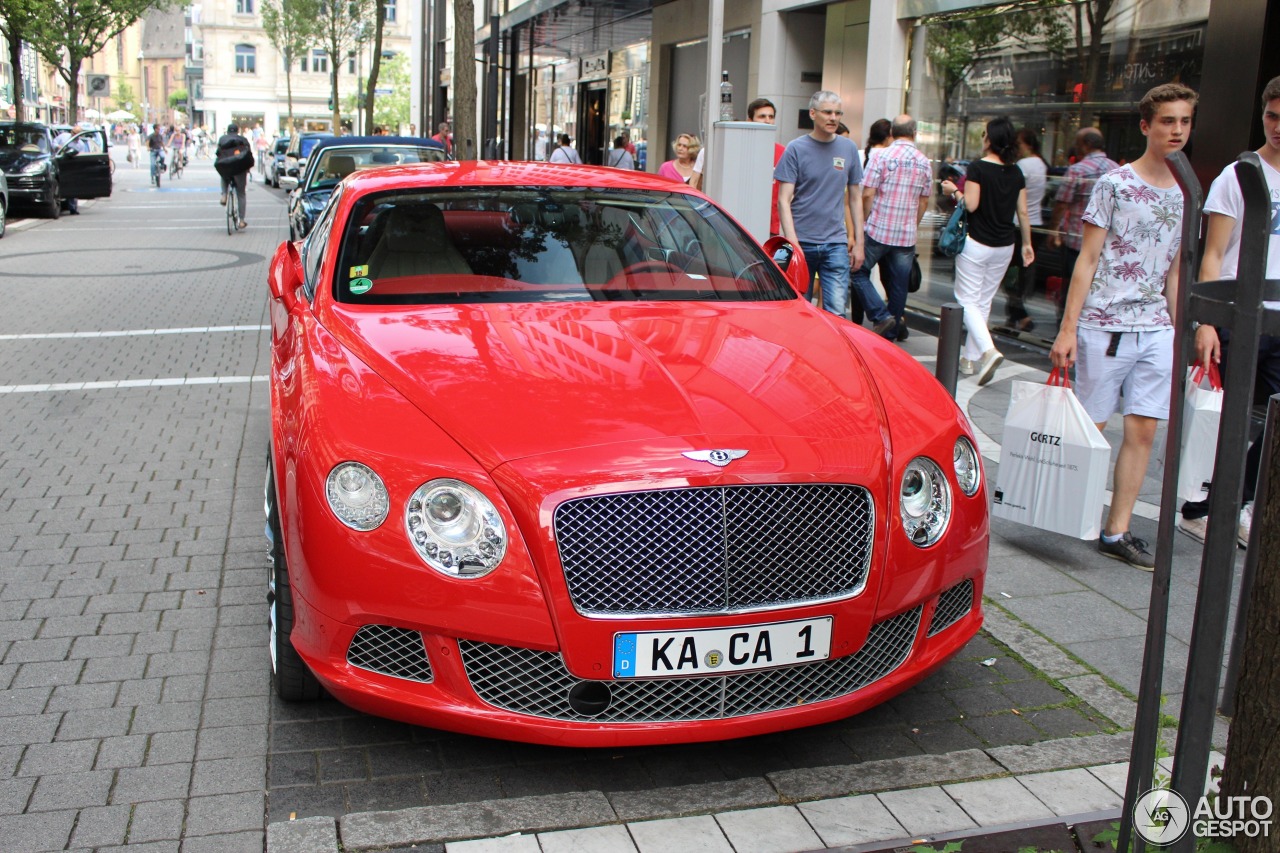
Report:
350,277,373,295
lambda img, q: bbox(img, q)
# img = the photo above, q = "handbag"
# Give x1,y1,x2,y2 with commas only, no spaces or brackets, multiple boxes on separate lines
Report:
992,368,1111,540
908,253,922,292
126,150,134,163
937,203,968,257
1176,362,1223,503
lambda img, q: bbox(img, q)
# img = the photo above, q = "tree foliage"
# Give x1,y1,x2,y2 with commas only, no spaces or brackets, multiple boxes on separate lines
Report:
314,0,375,133
24,0,168,122
262,0,320,133
371,52,409,132
0,0,42,118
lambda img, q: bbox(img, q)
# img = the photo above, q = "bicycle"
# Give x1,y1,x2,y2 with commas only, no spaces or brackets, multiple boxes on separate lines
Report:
226,186,243,234
169,149,184,180
151,151,164,187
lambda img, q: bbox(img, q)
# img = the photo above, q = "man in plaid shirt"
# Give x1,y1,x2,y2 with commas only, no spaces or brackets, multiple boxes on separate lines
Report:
1050,127,1118,296
850,115,934,339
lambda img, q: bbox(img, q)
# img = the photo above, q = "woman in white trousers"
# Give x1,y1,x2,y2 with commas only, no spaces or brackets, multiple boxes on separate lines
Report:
941,116,1034,386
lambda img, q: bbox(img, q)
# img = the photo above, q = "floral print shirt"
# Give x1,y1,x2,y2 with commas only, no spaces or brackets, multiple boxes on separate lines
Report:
1079,164,1182,331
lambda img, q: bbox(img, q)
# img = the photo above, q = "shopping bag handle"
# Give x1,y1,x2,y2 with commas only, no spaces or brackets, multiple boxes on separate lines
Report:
1189,361,1223,391
1047,367,1071,389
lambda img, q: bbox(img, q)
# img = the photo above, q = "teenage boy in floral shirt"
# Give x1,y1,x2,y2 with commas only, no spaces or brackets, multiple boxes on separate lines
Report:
1050,82,1198,570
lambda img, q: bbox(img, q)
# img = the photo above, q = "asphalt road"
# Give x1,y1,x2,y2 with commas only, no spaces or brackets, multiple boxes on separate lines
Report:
0,153,1115,852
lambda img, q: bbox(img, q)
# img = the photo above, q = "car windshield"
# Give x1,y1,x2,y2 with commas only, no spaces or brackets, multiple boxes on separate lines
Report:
299,137,328,158
306,146,448,191
0,126,50,152
333,188,796,305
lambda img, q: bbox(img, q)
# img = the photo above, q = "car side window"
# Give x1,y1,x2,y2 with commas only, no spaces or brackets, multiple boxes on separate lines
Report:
302,187,343,300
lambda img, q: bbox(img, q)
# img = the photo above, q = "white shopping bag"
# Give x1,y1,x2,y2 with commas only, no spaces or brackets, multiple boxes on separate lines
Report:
992,369,1111,540
1176,363,1223,503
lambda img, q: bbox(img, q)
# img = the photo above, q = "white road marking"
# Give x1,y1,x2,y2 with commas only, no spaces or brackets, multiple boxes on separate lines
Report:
0,376,268,393
0,325,269,340
958,362,1161,522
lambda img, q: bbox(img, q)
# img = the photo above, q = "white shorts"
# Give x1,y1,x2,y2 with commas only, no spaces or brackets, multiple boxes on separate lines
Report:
1074,326,1174,423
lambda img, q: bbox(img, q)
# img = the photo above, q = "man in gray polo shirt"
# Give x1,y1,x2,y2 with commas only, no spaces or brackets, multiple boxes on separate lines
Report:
775,90,866,321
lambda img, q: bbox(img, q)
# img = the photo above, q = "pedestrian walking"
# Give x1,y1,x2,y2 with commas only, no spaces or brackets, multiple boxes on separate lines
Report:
860,118,892,169
1002,127,1049,333
775,90,865,319
1050,82,1198,570
940,116,1034,386
127,125,142,169
433,122,454,158
747,97,786,237
549,133,583,164
606,135,635,169
1049,127,1119,316
1177,75,1280,547
850,114,933,340
658,134,698,183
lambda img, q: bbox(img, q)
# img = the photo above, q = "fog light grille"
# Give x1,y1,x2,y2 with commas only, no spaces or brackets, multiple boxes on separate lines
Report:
457,607,920,723
347,625,434,683
927,579,975,637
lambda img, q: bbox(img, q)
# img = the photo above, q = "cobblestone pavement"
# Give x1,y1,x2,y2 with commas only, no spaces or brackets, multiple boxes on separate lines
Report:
0,153,1234,852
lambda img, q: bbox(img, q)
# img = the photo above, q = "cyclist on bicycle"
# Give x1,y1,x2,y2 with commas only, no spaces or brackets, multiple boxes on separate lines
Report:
169,126,188,176
146,124,166,185
215,123,254,229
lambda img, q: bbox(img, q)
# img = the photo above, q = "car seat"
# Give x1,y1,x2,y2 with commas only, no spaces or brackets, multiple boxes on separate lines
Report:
367,203,472,279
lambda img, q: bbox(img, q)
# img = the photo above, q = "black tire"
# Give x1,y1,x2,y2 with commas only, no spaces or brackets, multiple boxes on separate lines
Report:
266,455,321,702
43,182,60,219
0,201,6,239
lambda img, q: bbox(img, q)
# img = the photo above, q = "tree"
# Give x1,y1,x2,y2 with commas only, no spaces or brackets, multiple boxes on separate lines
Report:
114,80,137,114
361,0,385,134
453,0,476,159
25,0,166,122
262,0,319,135
371,52,409,132
167,87,187,109
315,0,375,134
0,0,41,119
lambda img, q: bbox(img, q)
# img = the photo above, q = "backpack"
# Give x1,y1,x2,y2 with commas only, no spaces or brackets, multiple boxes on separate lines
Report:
215,136,254,178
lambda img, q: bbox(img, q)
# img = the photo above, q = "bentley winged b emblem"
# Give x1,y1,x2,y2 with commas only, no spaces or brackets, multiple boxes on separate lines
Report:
682,449,749,467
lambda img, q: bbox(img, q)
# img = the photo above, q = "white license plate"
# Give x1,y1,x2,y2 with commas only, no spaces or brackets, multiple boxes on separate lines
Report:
613,617,832,678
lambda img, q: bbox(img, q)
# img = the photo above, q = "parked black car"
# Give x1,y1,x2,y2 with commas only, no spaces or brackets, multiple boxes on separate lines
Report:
286,136,446,240
0,122,112,218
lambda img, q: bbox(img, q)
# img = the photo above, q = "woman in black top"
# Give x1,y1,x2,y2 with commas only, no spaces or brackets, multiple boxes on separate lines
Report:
940,117,1034,385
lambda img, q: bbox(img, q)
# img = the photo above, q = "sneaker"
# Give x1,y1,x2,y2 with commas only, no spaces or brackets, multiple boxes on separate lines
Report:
238,220,248,230
219,194,227,205
975,348,1004,386
958,357,976,376
872,317,897,338
1177,515,1208,544
1238,502,1253,548
1098,531,1156,570
896,317,909,341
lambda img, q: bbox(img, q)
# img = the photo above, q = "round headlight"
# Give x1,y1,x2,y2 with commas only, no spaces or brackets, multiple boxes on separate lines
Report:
953,436,982,497
900,457,952,547
405,479,507,577
325,462,390,530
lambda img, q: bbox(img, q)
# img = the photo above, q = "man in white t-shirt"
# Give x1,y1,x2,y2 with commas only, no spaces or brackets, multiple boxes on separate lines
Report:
1050,82,1199,570
1177,75,1280,548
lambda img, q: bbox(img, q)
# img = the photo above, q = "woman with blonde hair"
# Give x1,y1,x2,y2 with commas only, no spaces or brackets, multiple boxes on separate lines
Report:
658,134,700,183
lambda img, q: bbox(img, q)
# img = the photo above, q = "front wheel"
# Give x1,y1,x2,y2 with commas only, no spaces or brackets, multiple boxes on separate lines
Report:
42,181,60,219
0,201,7,238
266,456,321,702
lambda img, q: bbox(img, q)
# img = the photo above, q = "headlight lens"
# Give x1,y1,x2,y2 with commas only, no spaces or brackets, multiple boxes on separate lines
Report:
325,462,389,530
900,457,952,547
405,479,507,577
953,437,982,496
21,160,48,174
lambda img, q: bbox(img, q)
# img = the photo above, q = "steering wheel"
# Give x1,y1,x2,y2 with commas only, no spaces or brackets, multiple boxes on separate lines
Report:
621,259,681,277
734,259,768,283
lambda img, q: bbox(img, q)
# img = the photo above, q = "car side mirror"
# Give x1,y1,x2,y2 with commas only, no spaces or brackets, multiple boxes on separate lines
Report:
60,147,79,158
763,236,810,298
287,167,299,177
268,240,304,311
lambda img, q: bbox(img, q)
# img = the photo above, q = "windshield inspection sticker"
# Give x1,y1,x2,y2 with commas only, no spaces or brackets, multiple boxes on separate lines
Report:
349,277,373,295
349,264,369,277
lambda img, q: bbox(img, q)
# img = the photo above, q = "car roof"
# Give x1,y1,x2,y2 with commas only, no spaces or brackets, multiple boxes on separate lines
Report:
309,135,444,156
337,160,697,200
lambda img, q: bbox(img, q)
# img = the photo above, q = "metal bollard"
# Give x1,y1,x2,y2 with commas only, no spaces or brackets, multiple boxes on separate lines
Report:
935,302,964,398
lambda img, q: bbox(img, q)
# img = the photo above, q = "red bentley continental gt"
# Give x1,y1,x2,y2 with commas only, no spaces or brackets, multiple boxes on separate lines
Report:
265,161,988,746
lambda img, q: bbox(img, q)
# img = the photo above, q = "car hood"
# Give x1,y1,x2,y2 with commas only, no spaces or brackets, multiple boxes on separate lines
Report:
0,149,47,173
323,301,888,471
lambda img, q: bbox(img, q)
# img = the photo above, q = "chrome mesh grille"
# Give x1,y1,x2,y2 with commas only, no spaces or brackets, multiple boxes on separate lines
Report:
554,484,874,615
457,607,920,723
347,625,434,683
927,579,975,637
